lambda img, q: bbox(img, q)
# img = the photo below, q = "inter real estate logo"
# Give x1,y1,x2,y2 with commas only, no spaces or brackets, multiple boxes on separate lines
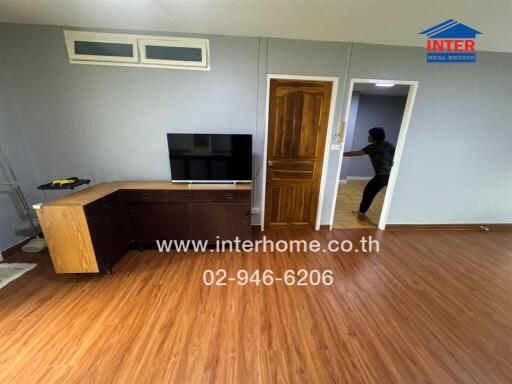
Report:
419,19,482,63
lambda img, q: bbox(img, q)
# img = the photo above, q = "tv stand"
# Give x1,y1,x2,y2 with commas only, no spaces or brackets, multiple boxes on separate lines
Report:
187,182,246,188
35,181,252,274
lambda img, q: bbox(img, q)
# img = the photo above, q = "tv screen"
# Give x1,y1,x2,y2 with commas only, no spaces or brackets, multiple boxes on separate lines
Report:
167,134,252,182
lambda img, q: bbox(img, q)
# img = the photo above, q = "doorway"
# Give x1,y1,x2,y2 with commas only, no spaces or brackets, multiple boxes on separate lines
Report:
261,75,338,230
331,79,418,230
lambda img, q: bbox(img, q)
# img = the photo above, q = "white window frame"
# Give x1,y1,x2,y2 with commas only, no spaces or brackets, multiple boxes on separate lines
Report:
64,31,139,63
63,31,210,71
139,38,209,69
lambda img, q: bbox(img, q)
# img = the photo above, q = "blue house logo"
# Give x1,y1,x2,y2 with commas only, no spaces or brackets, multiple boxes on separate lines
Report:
419,19,482,63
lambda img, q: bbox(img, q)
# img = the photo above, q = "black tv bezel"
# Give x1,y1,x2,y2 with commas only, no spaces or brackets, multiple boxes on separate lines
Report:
167,133,253,183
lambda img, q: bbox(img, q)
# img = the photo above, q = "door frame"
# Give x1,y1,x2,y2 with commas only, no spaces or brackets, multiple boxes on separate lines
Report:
260,74,339,230
328,78,419,230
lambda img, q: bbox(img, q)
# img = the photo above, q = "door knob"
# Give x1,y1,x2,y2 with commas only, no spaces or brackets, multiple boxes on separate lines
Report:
267,160,273,166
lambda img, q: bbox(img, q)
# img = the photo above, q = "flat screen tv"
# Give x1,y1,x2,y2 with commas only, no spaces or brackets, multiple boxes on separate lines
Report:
167,133,252,182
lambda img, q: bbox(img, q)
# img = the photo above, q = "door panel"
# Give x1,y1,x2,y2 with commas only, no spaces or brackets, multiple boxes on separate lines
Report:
265,79,332,228
269,184,314,226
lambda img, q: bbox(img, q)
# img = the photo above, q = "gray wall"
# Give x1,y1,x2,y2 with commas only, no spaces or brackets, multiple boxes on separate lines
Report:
0,65,43,252
0,26,352,228
0,24,259,186
322,43,512,224
0,23,510,241
342,94,406,179
0,24,263,251
257,38,350,224
339,91,359,181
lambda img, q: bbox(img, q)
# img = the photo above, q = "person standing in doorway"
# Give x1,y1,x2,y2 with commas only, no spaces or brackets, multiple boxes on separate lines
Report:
343,127,395,216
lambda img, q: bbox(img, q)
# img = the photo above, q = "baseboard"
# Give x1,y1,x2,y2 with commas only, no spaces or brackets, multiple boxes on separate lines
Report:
347,176,372,181
386,224,512,231
319,225,331,230
339,177,372,184
251,225,262,231
0,236,34,259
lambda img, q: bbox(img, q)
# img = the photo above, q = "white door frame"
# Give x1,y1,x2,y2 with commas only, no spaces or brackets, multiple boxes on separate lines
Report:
328,78,419,230
260,74,339,231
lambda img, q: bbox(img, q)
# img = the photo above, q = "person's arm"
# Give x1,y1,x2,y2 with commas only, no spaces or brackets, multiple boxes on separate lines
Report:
343,150,366,157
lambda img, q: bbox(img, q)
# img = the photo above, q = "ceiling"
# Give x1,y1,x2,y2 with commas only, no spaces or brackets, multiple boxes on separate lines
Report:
0,1,511,53
353,83,410,96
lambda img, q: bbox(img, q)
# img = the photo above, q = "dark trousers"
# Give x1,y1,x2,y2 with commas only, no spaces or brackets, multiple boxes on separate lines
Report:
359,175,389,213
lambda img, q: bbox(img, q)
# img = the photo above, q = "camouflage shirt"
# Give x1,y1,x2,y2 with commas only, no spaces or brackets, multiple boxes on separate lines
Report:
362,141,395,176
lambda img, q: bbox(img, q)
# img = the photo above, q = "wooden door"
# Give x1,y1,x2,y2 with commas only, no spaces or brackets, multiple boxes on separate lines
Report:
265,79,332,228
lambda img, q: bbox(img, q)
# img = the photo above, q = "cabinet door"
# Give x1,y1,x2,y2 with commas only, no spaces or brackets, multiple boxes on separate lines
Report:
85,193,128,271
216,202,251,241
114,198,133,259
187,202,217,243
128,203,188,243
188,202,251,242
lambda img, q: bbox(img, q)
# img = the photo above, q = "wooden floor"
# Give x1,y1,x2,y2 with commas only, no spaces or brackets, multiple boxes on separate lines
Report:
1,229,511,383
333,180,385,229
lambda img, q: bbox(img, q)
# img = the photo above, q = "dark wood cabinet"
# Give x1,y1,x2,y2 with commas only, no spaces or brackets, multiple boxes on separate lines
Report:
37,182,252,274
124,189,251,243
83,187,252,271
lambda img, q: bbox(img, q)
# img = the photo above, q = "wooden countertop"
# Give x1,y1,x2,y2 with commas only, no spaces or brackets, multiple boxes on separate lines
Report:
39,181,252,207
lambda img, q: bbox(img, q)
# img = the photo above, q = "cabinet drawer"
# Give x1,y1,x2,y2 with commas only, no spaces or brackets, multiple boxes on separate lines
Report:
167,190,210,201
210,190,251,202
121,190,168,202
